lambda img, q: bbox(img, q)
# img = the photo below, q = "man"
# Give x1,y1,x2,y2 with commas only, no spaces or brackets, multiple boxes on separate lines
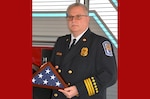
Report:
50,2,117,99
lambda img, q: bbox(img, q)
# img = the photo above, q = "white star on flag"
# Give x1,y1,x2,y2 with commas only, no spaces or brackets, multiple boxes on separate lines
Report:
38,73,43,78
45,69,51,74
50,75,56,80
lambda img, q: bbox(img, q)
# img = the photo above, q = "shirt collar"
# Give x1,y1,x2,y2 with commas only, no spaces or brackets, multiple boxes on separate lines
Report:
71,27,88,44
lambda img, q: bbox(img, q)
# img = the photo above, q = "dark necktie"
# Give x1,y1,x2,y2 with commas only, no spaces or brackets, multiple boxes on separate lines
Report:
69,39,76,49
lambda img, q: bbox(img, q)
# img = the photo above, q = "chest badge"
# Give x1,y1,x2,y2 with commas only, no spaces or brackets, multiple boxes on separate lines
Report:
80,47,88,57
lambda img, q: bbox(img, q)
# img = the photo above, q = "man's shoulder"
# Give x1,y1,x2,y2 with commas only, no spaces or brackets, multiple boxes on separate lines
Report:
91,32,110,42
58,34,70,39
56,34,70,42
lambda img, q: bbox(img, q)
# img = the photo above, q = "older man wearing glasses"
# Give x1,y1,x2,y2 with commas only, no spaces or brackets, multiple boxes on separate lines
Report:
50,2,117,99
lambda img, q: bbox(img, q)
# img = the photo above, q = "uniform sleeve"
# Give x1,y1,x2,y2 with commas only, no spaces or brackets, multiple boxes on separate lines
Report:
75,40,117,97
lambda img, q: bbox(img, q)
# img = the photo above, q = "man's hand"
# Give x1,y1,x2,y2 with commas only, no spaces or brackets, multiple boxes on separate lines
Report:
58,85,79,99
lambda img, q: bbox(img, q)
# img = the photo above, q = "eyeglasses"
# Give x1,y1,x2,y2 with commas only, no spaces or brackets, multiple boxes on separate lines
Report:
66,15,88,21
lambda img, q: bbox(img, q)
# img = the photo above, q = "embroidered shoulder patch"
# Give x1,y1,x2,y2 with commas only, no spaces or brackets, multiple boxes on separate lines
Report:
102,41,113,56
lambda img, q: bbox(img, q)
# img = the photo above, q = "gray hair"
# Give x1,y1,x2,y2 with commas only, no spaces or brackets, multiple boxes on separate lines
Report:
66,3,89,16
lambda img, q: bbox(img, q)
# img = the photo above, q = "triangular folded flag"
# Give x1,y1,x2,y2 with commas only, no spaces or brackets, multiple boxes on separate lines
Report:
32,62,68,90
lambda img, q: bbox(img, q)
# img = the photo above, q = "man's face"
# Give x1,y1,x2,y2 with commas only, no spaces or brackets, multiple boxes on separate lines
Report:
67,6,90,36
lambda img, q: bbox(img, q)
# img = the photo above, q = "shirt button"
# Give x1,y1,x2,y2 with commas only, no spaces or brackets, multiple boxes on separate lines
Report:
68,82,71,86
58,69,61,73
54,93,58,97
68,70,73,74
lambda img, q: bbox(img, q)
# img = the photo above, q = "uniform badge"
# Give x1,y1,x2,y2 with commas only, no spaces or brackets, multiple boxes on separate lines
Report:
56,52,62,56
80,47,88,57
102,41,113,56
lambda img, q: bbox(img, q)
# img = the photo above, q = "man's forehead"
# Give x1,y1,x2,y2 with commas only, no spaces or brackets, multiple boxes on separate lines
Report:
68,10,85,15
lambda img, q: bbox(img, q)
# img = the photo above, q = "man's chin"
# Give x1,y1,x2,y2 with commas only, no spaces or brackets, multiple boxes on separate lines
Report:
71,30,79,33
70,26,80,31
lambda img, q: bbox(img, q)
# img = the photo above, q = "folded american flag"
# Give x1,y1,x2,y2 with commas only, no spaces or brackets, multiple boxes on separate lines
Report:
32,62,67,90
